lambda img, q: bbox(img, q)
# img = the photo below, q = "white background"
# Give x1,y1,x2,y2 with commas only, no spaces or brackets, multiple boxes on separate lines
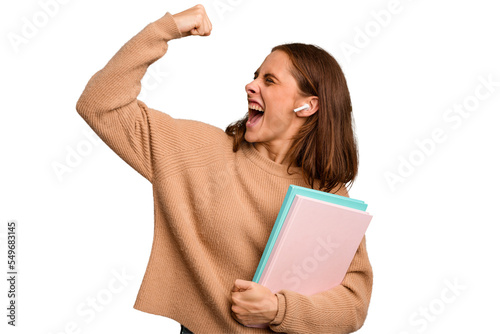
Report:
1,0,499,333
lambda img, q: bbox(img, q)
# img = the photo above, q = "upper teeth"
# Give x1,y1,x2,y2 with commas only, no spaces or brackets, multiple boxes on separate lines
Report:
249,102,264,112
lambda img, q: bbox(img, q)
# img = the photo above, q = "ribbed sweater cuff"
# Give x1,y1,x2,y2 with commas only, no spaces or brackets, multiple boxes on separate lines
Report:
150,12,182,41
270,293,286,326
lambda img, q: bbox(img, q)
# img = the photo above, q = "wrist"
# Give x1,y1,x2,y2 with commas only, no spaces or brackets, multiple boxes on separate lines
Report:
269,293,286,326
271,294,279,320
264,293,279,324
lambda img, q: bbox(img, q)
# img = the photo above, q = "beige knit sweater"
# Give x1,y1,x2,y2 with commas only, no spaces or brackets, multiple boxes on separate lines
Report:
76,11,373,334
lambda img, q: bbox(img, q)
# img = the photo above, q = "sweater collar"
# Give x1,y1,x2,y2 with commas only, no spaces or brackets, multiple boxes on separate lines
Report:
241,141,304,179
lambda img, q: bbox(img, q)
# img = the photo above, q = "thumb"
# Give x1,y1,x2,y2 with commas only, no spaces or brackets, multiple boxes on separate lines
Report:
232,279,253,292
190,27,201,36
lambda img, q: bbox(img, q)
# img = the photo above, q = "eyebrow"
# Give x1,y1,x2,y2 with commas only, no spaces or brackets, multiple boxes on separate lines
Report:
254,69,280,82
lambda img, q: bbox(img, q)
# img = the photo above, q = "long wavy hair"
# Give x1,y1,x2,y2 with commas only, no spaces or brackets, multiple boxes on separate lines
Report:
225,43,358,193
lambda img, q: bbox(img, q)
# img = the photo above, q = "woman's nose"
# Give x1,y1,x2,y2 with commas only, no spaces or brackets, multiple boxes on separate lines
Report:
245,80,259,95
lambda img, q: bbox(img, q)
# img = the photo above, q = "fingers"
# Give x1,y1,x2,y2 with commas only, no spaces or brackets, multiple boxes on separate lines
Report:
190,8,212,36
172,4,212,37
231,299,249,326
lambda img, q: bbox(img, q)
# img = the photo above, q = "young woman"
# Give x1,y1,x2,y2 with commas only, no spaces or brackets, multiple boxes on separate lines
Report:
76,4,372,333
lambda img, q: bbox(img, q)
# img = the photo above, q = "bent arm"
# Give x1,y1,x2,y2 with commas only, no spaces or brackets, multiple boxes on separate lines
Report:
75,12,182,181
269,236,373,333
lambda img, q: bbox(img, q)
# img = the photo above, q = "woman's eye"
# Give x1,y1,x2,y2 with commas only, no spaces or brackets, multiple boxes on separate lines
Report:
266,78,274,84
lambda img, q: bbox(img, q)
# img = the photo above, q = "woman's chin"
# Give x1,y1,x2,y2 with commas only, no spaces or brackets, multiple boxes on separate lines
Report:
244,132,256,143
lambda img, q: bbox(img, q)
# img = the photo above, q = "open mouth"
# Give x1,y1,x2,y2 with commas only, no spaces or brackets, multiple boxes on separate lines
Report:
247,102,264,127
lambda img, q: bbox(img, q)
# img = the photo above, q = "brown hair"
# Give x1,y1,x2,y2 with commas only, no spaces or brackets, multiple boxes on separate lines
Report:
225,43,358,193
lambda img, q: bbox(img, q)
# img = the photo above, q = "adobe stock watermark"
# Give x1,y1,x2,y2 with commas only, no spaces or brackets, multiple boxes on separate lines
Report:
47,267,134,334
211,0,244,21
397,278,467,333
137,64,170,100
52,63,169,182
339,0,416,64
7,0,73,54
385,74,499,191
281,235,339,291
51,128,102,183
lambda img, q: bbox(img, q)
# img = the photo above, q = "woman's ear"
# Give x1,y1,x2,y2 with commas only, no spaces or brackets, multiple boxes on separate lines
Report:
296,96,319,117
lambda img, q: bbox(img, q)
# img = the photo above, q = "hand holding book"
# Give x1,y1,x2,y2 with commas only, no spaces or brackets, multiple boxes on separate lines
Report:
230,279,278,327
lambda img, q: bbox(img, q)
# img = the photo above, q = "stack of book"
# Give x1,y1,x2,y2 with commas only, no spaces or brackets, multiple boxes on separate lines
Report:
253,185,372,296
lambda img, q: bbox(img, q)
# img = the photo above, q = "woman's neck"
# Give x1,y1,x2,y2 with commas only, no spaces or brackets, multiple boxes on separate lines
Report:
252,141,296,167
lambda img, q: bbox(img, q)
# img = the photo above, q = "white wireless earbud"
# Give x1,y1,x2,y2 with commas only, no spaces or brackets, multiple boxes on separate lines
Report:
294,104,310,113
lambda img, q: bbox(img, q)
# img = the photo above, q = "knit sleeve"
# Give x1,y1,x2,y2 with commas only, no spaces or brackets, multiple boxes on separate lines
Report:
75,12,182,182
268,186,373,333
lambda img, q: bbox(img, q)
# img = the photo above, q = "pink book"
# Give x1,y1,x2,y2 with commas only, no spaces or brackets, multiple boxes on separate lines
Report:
259,195,372,295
